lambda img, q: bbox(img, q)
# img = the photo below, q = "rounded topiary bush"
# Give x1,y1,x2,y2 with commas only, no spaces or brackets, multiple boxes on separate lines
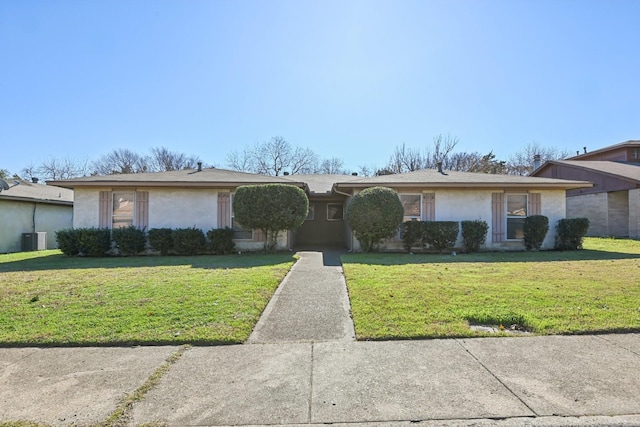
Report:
523,215,549,251
346,186,404,252
555,218,590,250
461,220,489,252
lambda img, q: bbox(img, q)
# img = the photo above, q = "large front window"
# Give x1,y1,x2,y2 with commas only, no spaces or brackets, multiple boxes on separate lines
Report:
400,194,421,222
506,194,527,240
113,192,134,229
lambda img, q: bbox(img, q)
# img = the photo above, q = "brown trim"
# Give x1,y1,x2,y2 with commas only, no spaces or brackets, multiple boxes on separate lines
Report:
528,193,541,216
135,191,149,229
217,192,231,228
99,191,112,228
423,193,435,221
492,192,505,243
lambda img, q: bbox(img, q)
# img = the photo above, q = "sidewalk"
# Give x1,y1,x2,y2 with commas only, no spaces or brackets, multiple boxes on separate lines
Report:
1,250,640,426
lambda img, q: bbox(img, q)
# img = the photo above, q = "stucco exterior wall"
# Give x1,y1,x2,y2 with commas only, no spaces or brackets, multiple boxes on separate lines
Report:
567,193,609,237
628,189,640,239
0,200,72,252
73,188,101,228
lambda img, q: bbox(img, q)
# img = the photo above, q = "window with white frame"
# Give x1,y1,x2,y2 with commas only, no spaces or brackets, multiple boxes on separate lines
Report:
400,194,421,222
230,194,253,240
112,192,134,228
506,194,527,240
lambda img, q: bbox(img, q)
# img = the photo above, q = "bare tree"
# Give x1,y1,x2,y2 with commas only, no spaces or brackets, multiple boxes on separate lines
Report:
0,169,10,179
385,143,425,174
149,147,201,171
92,149,149,175
318,157,346,174
507,142,571,176
357,164,375,177
226,136,320,176
428,134,459,170
26,156,91,181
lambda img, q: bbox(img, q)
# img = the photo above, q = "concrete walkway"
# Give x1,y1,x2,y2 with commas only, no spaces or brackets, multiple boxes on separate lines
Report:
247,250,356,343
2,251,640,426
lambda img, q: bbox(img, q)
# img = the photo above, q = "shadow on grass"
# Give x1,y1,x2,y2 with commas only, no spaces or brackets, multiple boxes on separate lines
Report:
341,249,640,266
0,252,296,273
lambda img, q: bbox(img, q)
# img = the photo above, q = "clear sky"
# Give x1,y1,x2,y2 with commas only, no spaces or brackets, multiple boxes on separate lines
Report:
1,0,639,176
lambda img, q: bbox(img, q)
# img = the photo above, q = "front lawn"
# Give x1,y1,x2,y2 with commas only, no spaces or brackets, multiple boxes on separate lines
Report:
0,251,295,346
342,238,640,340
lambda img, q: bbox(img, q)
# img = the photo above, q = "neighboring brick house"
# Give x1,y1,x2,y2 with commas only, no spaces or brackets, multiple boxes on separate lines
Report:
0,179,74,253
50,166,590,251
532,140,640,239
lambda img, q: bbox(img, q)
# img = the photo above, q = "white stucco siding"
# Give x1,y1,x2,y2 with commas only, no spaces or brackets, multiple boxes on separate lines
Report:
539,190,567,249
73,188,101,228
0,200,72,252
147,189,218,231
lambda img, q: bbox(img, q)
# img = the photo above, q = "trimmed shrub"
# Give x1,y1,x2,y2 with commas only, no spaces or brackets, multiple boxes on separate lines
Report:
555,218,590,250
346,187,404,252
422,221,459,251
401,221,423,252
207,227,236,255
112,226,147,256
523,215,549,251
461,220,489,252
78,228,112,256
172,228,206,255
234,184,309,251
56,228,82,256
148,228,174,255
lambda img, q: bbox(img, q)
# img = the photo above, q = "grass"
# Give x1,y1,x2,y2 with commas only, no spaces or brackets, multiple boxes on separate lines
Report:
0,251,295,346
342,238,640,340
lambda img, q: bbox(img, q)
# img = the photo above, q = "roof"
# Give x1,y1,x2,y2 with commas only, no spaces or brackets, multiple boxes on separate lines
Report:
0,179,74,205
538,160,640,183
334,168,592,190
48,167,305,189
568,140,640,160
288,174,361,195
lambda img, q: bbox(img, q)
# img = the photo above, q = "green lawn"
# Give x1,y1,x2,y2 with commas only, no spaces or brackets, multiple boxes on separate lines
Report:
0,251,295,346
342,238,640,340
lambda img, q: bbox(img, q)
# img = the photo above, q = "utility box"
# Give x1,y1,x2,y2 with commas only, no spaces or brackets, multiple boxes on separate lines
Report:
22,232,47,252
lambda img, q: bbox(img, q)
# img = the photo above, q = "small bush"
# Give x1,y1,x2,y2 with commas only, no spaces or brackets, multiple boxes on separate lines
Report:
461,220,489,252
172,228,206,255
555,218,590,250
422,221,459,251
56,228,82,256
148,228,174,255
523,215,549,251
78,228,112,256
401,221,423,252
207,227,236,255
346,187,404,252
112,226,147,256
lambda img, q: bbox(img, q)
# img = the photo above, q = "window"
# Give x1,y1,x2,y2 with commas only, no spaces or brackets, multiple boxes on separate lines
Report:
400,194,421,222
305,204,315,221
506,194,527,240
327,203,343,220
230,194,253,240
112,192,134,229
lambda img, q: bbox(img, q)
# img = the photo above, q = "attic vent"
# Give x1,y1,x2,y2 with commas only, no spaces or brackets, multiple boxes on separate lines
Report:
32,177,39,183
197,162,202,172
283,172,290,176
352,172,358,176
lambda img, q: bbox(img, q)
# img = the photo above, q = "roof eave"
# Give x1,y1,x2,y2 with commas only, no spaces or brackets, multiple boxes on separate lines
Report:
335,182,593,190
0,195,73,205
47,180,307,189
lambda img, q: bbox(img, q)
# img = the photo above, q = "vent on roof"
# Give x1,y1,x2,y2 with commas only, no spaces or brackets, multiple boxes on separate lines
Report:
32,177,39,183
283,172,290,176
352,172,358,176
197,162,202,172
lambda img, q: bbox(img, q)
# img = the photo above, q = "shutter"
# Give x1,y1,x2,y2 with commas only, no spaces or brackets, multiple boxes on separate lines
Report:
528,193,541,216
423,193,435,221
99,191,112,228
492,192,505,242
136,191,149,229
217,192,231,228
253,229,265,242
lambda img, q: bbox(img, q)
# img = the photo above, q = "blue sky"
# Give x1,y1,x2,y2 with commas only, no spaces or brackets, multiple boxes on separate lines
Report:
1,0,639,176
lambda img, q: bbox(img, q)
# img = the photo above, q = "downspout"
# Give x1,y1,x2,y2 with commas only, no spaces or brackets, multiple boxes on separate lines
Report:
32,202,37,232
